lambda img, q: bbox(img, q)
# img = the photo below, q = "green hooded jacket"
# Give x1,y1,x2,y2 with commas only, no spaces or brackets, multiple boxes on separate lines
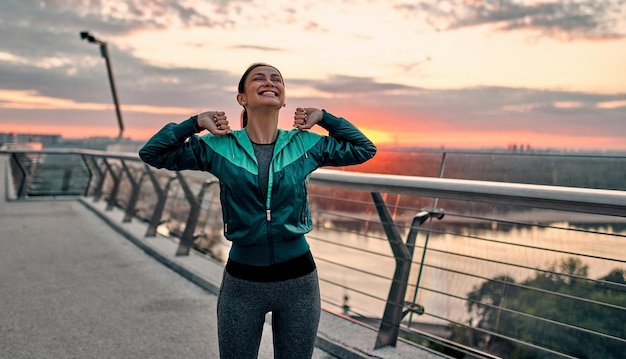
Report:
139,110,376,266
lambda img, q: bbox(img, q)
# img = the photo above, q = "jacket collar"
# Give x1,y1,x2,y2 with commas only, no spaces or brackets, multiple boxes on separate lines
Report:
230,128,300,159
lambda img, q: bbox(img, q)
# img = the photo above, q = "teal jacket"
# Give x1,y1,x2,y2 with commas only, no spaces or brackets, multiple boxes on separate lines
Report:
139,110,376,266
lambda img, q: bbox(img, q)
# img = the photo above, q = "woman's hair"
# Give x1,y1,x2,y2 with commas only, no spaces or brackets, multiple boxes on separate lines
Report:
238,62,282,128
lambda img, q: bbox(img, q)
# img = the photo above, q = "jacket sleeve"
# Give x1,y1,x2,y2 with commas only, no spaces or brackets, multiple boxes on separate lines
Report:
315,110,377,166
138,117,213,171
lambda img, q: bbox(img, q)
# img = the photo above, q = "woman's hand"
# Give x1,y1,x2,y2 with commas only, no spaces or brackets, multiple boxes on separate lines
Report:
293,107,322,131
198,111,231,135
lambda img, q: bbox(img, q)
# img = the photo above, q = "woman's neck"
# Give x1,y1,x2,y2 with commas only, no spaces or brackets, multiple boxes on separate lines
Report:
245,109,279,144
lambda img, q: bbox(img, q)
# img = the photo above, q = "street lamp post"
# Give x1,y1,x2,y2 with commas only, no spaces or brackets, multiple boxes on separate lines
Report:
80,31,124,141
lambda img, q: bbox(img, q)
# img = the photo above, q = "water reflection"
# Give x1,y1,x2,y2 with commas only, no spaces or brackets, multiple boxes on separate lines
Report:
153,176,626,328
308,219,626,325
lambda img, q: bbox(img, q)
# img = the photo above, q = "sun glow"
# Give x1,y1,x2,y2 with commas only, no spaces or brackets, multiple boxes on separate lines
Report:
360,128,394,146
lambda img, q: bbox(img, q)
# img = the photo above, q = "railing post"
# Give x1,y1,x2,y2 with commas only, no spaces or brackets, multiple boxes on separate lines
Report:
11,153,29,199
80,155,96,197
121,161,146,223
407,207,445,327
61,168,73,193
91,157,107,201
102,159,122,211
144,165,176,237
175,173,217,256
372,192,445,349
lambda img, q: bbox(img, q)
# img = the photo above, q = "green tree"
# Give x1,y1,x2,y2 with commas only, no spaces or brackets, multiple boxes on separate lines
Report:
454,258,626,358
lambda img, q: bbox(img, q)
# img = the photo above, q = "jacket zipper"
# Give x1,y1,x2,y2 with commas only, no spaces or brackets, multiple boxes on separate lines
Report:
266,156,275,265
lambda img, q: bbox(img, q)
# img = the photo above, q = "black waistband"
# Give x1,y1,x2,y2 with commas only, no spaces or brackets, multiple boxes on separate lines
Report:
225,250,316,282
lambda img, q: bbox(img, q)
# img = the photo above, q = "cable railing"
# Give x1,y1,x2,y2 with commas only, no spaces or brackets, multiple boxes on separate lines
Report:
3,147,626,359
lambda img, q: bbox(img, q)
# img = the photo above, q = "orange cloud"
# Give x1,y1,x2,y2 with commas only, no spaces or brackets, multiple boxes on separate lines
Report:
0,89,193,114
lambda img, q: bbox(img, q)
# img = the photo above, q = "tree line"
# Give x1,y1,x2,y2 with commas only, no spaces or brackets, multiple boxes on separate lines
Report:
448,258,626,358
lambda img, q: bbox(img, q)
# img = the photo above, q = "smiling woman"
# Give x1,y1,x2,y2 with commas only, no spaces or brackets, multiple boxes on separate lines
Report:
236,63,286,132
138,62,376,358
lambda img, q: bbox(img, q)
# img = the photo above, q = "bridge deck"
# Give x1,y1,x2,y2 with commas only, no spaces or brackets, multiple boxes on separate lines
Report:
0,156,442,359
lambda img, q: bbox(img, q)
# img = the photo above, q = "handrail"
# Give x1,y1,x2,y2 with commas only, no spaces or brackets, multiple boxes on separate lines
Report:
5,149,625,217
311,169,626,217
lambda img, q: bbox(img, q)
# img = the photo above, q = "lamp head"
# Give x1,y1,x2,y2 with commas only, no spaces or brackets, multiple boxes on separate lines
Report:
80,31,96,43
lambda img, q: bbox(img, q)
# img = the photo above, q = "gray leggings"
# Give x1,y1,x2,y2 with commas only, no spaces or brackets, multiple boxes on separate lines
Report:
217,269,321,359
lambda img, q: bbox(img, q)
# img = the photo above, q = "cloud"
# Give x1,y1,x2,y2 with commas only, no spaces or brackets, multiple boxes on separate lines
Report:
45,0,219,30
288,75,626,138
0,0,625,149
228,45,285,52
299,75,417,94
0,1,237,107
396,0,626,40
0,89,191,115
1,60,625,145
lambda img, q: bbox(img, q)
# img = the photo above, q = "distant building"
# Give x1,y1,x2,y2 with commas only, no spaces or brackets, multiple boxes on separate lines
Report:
0,132,61,147
1,132,144,151
0,142,43,151
507,143,532,153
106,142,144,154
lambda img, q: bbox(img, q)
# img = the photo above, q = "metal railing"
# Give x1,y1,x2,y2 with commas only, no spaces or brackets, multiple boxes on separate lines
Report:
3,148,626,359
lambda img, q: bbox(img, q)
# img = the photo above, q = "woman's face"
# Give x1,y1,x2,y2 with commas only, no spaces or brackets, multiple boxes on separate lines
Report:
240,66,285,109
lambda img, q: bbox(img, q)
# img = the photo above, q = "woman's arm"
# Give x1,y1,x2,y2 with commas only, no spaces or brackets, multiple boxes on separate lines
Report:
294,108,376,166
139,111,230,171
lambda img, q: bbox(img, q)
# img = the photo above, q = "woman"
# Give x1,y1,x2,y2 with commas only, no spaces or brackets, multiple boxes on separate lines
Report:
139,63,376,358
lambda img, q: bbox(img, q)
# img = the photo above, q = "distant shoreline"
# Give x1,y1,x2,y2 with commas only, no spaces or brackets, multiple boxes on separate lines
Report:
316,208,626,228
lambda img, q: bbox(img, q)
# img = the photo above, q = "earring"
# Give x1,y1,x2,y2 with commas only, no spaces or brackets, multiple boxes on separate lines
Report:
282,103,286,107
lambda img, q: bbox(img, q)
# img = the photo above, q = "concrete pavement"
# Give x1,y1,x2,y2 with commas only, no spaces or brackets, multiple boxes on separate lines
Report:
0,198,227,358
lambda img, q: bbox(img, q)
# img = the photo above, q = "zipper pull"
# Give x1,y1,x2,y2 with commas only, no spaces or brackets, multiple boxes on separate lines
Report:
266,209,271,221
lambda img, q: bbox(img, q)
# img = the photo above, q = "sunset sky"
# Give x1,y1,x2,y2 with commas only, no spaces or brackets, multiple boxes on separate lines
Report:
1,0,625,151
